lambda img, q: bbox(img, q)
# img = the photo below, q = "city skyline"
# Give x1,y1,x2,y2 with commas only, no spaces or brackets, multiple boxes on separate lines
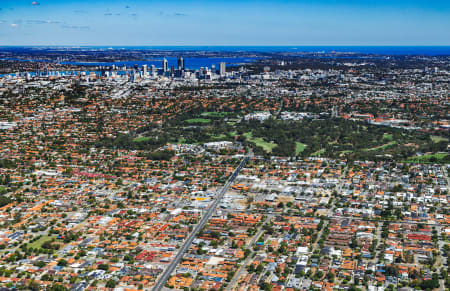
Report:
0,0,449,46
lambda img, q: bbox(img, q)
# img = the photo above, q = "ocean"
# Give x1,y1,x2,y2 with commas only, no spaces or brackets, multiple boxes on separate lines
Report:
68,46,450,56
59,57,257,71
1,46,449,76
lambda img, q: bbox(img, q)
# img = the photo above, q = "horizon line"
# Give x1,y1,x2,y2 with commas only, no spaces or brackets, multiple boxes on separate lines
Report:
1,45,450,47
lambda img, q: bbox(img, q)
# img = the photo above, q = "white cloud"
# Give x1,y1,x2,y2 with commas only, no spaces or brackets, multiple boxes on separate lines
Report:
27,20,61,24
61,25,90,30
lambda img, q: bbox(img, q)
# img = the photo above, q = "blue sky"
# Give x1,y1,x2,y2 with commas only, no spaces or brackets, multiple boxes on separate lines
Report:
0,0,449,46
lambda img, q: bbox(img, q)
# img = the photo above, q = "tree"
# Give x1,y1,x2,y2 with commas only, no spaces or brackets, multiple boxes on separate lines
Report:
0,195,11,207
420,277,439,289
34,261,46,268
314,270,324,280
28,280,41,291
327,272,335,282
13,211,22,222
98,263,109,271
106,279,117,288
260,282,272,291
47,284,68,291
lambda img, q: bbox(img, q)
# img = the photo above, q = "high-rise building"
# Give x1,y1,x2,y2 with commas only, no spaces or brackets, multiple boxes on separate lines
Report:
219,62,226,76
177,57,185,70
142,64,148,75
162,58,169,72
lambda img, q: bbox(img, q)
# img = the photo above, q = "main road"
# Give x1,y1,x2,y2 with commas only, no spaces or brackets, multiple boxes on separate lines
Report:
152,151,252,291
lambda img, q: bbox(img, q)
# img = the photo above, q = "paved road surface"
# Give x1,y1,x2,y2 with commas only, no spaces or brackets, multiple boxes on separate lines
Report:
152,153,251,291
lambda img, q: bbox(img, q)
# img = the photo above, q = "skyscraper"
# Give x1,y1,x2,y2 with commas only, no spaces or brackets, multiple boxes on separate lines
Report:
177,57,185,70
219,62,226,76
162,58,169,72
142,64,148,76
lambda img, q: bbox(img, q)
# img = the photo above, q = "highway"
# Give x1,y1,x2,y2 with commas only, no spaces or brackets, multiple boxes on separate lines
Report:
152,152,251,291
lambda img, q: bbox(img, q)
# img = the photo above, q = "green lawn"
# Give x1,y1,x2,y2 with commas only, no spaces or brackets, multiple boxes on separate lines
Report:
27,235,57,249
431,135,448,143
227,118,240,126
383,133,393,141
185,118,211,124
363,141,397,152
209,134,227,140
312,149,326,157
200,112,232,118
295,142,307,155
244,132,277,152
133,136,152,142
0,185,7,195
406,153,449,164
169,138,187,144
251,137,277,152
243,132,253,139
